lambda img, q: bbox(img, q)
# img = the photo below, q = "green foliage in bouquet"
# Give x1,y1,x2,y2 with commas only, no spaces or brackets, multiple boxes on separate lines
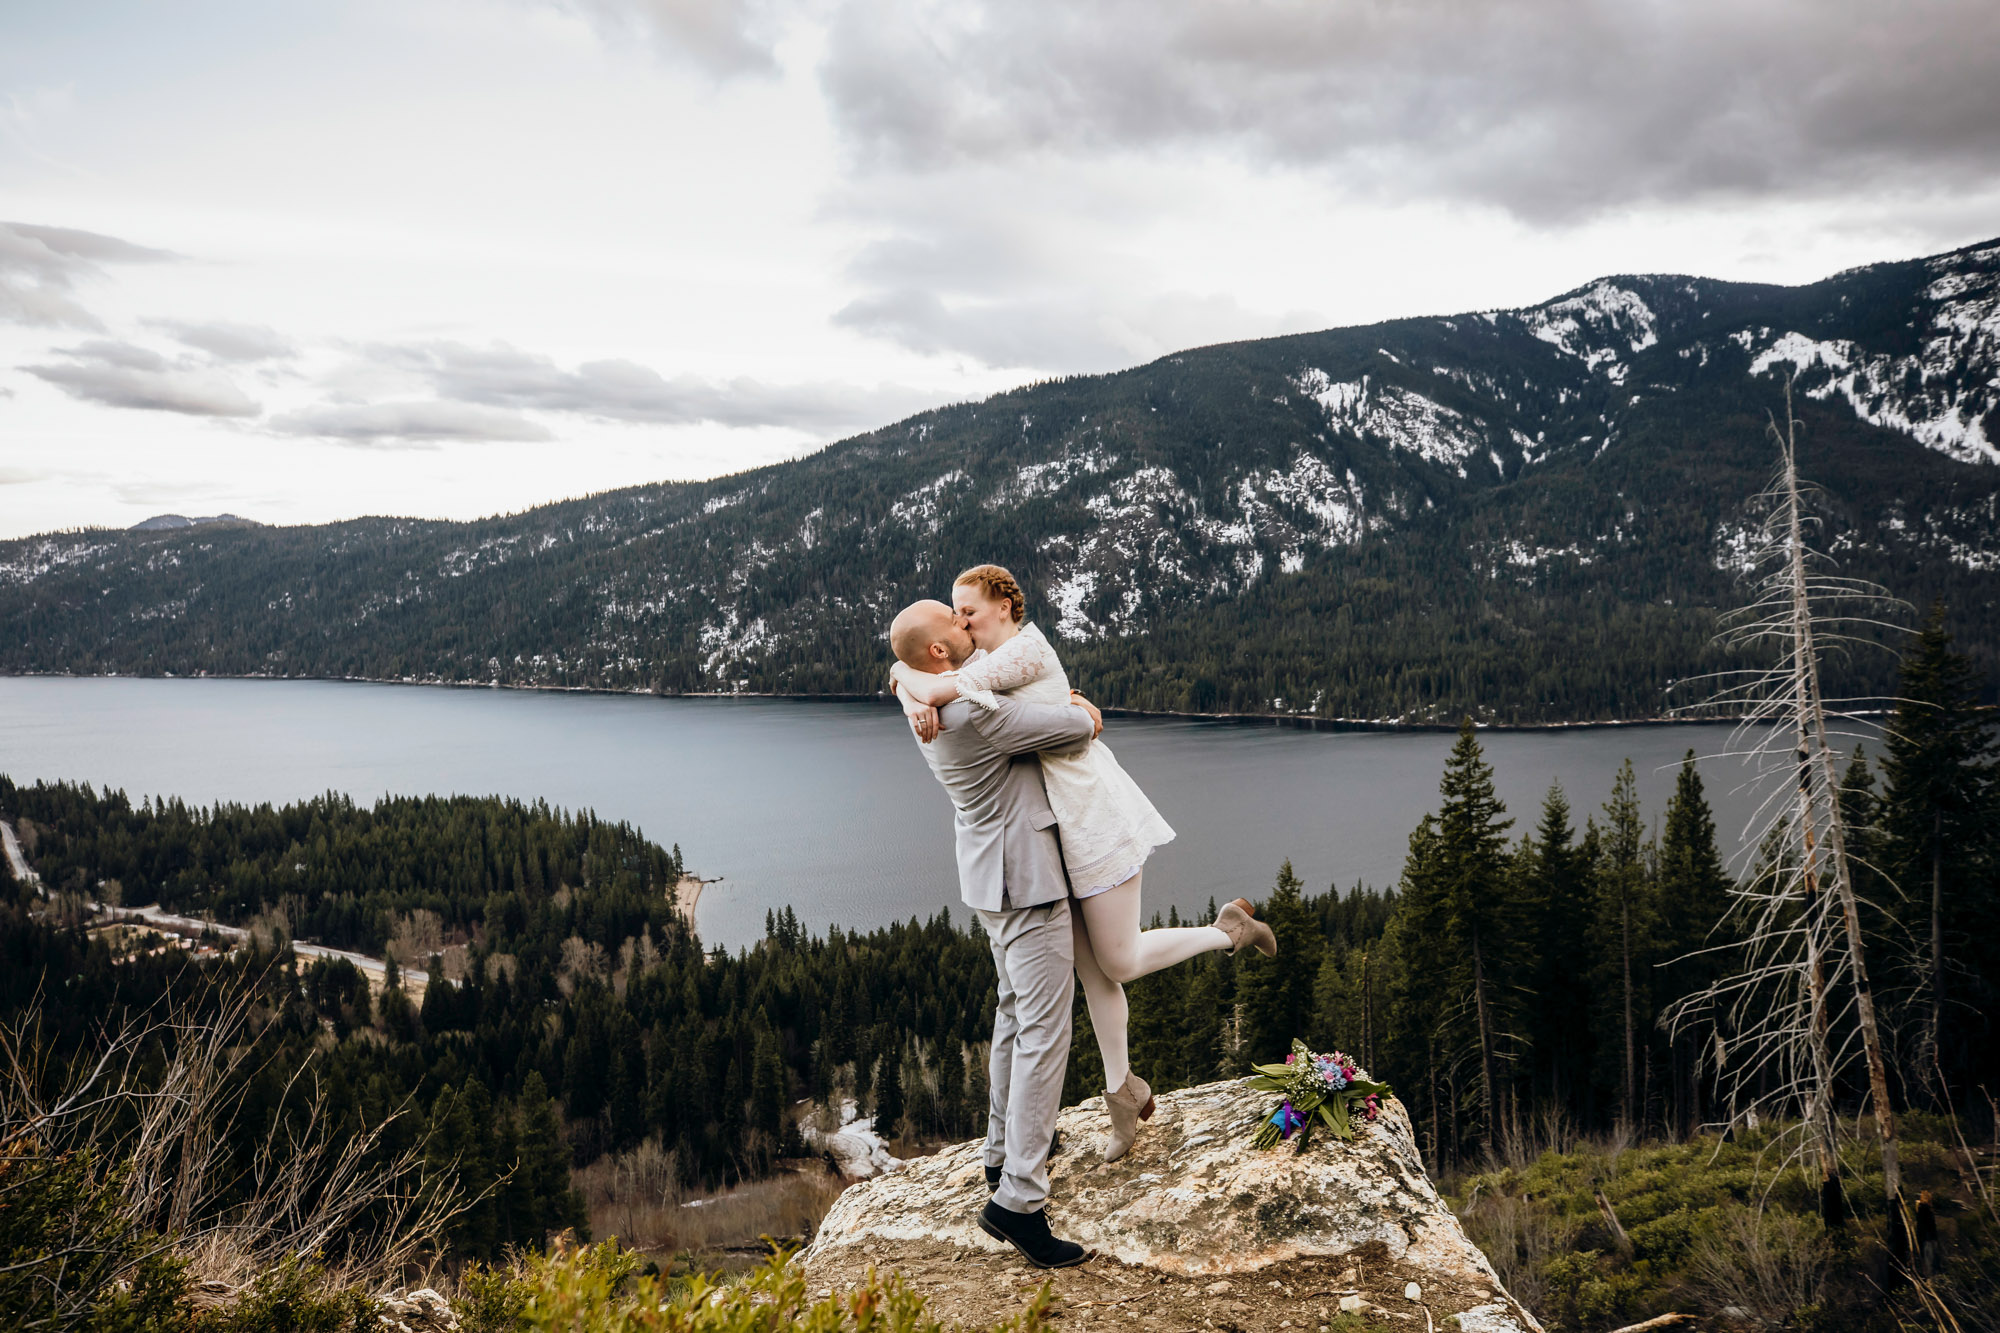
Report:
1245,1039,1392,1151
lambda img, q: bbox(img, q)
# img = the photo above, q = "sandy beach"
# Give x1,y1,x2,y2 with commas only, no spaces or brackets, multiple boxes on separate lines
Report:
673,874,713,931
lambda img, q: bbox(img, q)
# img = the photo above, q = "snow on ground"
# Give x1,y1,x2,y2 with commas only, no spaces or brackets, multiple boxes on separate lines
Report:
802,1098,904,1178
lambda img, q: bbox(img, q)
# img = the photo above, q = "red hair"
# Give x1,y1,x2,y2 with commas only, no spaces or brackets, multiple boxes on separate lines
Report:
953,564,1027,624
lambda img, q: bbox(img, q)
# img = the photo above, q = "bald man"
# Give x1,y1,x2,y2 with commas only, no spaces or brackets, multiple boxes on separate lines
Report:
888,598,1101,1268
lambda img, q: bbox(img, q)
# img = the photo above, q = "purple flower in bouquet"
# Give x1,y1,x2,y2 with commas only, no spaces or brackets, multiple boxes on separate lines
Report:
1313,1053,1350,1091
1246,1038,1393,1150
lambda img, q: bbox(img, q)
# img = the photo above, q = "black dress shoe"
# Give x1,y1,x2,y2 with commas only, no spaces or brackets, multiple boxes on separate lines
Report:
978,1200,1089,1269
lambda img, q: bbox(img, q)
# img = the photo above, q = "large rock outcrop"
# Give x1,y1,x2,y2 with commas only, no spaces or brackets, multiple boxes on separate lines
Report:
803,1080,1541,1333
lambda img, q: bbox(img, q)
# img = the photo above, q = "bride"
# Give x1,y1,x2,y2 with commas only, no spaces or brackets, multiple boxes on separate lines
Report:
891,563,1277,1161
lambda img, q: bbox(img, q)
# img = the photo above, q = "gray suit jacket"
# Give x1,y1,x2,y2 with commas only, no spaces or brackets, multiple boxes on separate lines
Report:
912,691,1098,913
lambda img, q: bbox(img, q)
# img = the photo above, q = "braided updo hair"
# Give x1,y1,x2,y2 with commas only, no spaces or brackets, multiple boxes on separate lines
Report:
953,563,1027,624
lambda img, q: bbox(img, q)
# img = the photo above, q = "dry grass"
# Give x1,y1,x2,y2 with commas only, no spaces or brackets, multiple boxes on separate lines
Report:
1456,1191,1583,1315
574,1139,847,1257
1682,1207,1832,1322
0,972,464,1294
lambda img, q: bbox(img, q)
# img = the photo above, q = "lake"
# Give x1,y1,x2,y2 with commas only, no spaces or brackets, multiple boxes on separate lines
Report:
0,678,1801,950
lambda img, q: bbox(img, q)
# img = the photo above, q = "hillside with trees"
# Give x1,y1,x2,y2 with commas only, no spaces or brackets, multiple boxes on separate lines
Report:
4,237,1999,723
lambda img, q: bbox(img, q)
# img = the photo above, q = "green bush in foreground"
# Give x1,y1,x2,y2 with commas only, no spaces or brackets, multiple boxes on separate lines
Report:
460,1241,1053,1333
188,1262,377,1333
1449,1121,1996,1332
0,1146,189,1333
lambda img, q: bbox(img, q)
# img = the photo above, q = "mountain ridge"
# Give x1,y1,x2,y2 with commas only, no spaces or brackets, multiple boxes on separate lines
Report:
5,235,1998,723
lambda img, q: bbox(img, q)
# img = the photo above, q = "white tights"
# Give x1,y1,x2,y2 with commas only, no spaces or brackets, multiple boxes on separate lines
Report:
1069,871,1232,1093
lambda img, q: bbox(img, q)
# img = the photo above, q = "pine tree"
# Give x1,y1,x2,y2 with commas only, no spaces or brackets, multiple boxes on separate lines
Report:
1386,816,1453,1162
1882,604,1997,1100
1180,954,1228,1085
750,1024,785,1137
1126,933,1184,1091
937,1038,966,1134
1591,759,1654,1136
1308,945,1353,1053
1434,720,1516,1155
608,1041,645,1151
873,1042,904,1141
518,1070,585,1243
1238,860,1322,1059
1655,752,1732,1134
1521,781,1593,1126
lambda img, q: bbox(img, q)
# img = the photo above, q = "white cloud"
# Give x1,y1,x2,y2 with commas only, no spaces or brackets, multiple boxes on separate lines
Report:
556,0,782,76
269,399,556,446
0,221,175,330
23,340,260,417
148,318,297,363
373,339,937,432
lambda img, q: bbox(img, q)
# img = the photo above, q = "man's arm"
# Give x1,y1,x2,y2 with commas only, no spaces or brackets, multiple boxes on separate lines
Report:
966,692,1097,757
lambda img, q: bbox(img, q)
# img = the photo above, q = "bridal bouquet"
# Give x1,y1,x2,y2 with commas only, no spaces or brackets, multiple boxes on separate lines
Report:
1246,1039,1392,1150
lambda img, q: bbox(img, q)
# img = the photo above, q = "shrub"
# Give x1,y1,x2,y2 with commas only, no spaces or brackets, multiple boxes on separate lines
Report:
0,1146,190,1333
1627,1206,1718,1267
1683,1207,1831,1327
188,1261,378,1333
458,1240,1052,1333
1535,1250,1650,1332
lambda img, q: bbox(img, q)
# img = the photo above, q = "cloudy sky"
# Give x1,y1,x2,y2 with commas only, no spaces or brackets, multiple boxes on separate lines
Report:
3,0,1997,539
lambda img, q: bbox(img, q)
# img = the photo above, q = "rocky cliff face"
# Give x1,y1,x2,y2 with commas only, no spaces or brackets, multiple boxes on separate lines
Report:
802,1080,1541,1333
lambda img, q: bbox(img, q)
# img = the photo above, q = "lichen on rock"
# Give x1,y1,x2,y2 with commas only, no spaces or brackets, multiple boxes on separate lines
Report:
803,1079,1542,1333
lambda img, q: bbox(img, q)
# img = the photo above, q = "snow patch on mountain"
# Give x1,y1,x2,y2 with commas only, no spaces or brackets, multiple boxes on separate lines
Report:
1245,453,1372,544
699,607,771,683
0,537,114,585
884,470,968,534
1517,281,1659,374
1293,370,1485,476
987,450,1116,507
440,535,522,579
1491,539,1594,570
1039,451,1382,639
1713,519,1761,576
1744,269,2000,465
1749,332,1853,377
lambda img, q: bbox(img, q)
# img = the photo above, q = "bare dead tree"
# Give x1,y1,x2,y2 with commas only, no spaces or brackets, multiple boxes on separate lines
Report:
1667,379,1905,1229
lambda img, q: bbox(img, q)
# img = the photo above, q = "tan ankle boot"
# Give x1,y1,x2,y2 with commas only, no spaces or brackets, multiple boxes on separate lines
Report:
1215,898,1278,957
1104,1072,1154,1163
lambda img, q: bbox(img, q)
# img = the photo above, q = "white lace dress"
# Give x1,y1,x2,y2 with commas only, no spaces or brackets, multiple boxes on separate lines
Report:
893,623,1176,895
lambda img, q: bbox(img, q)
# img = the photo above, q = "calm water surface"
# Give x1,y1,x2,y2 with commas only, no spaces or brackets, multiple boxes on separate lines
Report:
0,678,1790,950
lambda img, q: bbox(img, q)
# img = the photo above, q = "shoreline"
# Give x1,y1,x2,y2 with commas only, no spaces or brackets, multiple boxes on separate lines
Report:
0,669,1797,734
674,874,717,932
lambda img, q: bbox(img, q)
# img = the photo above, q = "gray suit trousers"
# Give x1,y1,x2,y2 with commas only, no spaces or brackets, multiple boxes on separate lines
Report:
975,897,1075,1213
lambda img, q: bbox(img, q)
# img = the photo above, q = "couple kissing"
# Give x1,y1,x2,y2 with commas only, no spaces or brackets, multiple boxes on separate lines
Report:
886,563,1279,1269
